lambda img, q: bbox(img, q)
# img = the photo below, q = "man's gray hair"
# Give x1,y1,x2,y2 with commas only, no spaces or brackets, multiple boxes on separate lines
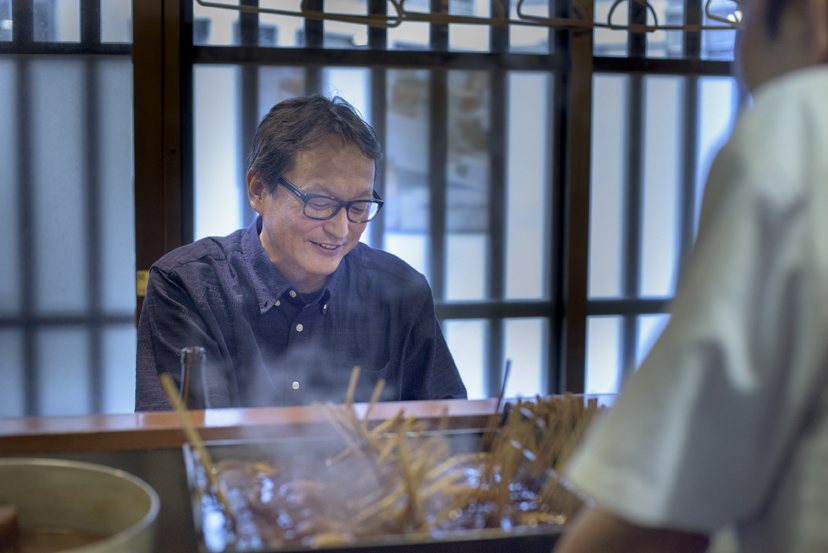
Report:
248,95,383,194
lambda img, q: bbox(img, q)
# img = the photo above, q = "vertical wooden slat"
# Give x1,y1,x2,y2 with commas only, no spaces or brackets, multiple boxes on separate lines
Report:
164,0,185,247
16,53,36,415
303,0,323,95
240,0,260,228
430,0,449,52
428,0,449,299
621,74,643,381
369,0,387,249
12,0,33,44
486,9,507,397
678,0,702,277
133,0,186,323
369,68,387,249
619,0,647,381
80,0,100,46
547,0,569,395
562,0,593,393
180,0,195,246
85,58,103,413
428,70,448,300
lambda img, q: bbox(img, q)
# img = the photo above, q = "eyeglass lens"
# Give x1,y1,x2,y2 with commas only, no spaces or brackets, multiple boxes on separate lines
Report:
304,197,380,223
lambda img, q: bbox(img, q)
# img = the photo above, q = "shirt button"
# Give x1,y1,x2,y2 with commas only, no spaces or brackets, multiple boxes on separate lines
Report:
296,324,304,332
275,300,281,307
289,290,297,298
292,381,300,390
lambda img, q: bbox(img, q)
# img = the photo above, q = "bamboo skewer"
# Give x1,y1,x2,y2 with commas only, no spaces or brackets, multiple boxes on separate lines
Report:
364,378,386,419
480,359,512,452
345,365,361,408
159,372,234,516
204,365,606,544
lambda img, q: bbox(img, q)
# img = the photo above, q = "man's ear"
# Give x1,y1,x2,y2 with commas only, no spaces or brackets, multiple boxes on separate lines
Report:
248,169,267,214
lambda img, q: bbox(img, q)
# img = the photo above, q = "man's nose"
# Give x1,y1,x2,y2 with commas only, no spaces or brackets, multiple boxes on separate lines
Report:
323,207,349,238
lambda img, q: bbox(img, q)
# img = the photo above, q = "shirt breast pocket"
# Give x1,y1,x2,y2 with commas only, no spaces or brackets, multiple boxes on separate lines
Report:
345,360,393,403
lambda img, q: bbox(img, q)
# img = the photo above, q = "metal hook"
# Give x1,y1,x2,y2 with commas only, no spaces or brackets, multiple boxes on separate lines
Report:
606,0,660,32
705,0,744,28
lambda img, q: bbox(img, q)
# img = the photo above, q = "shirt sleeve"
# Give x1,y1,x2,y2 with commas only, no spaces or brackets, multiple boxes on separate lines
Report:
564,109,828,532
400,284,468,401
135,266,234,411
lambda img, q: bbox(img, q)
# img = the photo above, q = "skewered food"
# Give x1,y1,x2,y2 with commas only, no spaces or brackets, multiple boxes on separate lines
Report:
191,372,604,552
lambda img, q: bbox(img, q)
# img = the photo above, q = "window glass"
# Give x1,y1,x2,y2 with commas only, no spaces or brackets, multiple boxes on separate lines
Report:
444,319,487,399
446,70,490,300
646,0,682,57
506,71,550,300
257,66,307,120
387,0,429,49
446,235,487,300
103,326,138,414
0,59,19,313
0,1,9,42
386,234,429,275
640,76,682,297
194,65,243,241
384,69,431,277
589,74,628,298
509,0,548,53
449,0,490,51
100,0,132,43
99,59,136,312
504,318,546,398
594,0,627,56
6,55,136,417
321,67,371,123
34,0,79,42
193,0,240,46
324,0,368,48
636,314,670,366
586,316,622,394
701,1,738,60
260,0,305,47
509,23,547,54
32,59,88,313
696,76,737,233
38,328,90,417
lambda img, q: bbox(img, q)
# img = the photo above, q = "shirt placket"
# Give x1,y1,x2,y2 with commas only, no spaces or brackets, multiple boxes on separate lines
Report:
284,289,325,403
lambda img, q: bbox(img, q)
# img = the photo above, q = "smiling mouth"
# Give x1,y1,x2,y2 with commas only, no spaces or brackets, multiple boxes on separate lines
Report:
312,241,341,251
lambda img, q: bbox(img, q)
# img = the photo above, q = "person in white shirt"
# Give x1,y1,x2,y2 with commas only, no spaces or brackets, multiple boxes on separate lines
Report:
553,0,828,552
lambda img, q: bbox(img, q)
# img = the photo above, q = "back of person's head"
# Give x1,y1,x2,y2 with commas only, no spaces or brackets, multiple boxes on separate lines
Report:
738,0,828,90
248,95,383,193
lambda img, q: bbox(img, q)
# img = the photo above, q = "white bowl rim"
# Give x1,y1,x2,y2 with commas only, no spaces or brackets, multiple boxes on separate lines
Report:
0,457,161,553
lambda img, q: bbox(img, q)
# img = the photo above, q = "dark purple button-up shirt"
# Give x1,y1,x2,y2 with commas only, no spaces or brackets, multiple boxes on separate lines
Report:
135,218,466,411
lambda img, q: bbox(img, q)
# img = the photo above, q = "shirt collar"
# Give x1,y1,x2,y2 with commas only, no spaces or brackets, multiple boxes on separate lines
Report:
242,217,335,315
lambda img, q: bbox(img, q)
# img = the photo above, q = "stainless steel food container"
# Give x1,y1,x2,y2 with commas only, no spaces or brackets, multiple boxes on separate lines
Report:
184,431,564,553
0,458,160,553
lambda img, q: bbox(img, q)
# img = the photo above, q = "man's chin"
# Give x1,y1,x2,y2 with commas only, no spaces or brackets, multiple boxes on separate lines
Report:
302,257,344,280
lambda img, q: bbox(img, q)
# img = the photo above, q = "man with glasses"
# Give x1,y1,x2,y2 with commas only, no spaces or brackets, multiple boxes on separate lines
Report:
135,95,467,411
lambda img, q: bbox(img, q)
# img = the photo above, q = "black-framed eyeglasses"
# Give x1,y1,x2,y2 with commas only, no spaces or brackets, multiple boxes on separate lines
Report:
277,178,384,224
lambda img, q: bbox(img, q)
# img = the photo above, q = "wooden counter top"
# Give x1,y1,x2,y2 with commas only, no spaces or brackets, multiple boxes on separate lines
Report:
0,398,499,455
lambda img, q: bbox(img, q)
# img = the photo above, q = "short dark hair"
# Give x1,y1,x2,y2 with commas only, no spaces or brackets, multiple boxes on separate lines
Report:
247,95,383,194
